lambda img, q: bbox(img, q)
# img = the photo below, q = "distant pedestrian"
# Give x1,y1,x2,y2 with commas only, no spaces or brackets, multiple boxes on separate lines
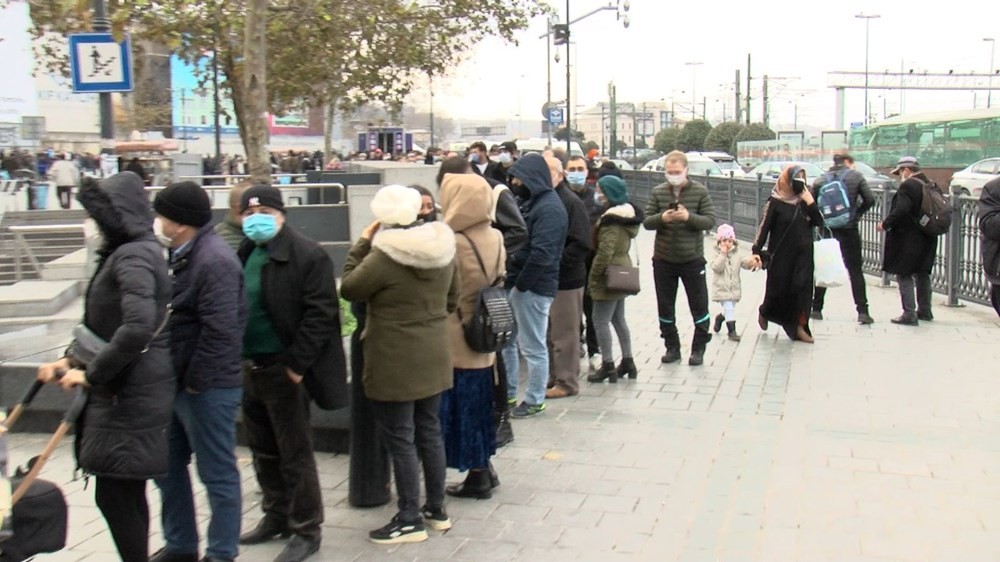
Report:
710,224,752,342
877,156,938,325
47,152,81,209
214,182,251,252
566,155,603,371
749,166,823,343
978,177,1000,317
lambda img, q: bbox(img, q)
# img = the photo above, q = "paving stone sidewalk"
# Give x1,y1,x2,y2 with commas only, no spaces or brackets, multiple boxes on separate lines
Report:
14,231,1000,562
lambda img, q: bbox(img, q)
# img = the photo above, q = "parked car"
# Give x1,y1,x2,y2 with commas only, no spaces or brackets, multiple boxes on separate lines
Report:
815,160,896,191
688,151,745,177
607,159,634,171
949,158,1000,197
640,154,724,177
746,161,826,185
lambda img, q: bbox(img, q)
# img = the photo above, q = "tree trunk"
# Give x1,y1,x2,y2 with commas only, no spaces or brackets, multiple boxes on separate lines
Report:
242,0,270,184
324,103,335,163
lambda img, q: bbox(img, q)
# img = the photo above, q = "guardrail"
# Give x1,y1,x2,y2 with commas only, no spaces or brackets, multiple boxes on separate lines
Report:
623,170,990,307
146,182,347,205
6,224,84,282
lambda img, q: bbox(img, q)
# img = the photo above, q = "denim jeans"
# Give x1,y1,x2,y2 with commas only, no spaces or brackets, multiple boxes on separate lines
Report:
503,288,554,406
155,386,243,559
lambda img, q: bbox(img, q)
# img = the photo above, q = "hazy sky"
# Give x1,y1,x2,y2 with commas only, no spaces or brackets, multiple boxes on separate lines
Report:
408,0,1000,129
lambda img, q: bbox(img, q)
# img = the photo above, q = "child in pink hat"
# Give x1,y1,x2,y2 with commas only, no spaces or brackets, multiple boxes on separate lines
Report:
710,224,752,341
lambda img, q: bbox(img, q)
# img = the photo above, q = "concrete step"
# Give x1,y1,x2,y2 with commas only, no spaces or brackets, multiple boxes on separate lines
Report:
39,249,89,281
0,280,81,318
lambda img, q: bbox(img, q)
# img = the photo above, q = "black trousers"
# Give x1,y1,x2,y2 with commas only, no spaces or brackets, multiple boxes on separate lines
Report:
993,285,1000,319
652,258,712,350
56,185,74,209
582,290,599,357
813,227,869,314
95,476,149,562
242,362,323,539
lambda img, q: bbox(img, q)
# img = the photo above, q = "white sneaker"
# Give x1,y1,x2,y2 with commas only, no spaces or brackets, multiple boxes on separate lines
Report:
588,355,602,372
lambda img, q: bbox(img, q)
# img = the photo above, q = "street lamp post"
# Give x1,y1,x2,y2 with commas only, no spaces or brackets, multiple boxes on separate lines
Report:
856,13,881,125
92,0,114,154
986,38,996,109
685,62,702,120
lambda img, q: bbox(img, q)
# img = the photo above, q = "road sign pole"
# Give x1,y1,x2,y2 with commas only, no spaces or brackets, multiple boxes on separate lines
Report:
92,0,115,156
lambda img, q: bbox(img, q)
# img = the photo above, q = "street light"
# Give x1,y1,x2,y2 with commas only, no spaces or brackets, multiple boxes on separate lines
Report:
985,38,996,108
856,13,881,125
685,62,703,120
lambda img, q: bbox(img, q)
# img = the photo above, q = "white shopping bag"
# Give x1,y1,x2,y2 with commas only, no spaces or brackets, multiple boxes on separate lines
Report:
814,238,849,288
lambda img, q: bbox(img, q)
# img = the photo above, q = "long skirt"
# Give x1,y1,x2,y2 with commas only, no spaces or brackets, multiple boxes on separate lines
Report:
439,367,496,472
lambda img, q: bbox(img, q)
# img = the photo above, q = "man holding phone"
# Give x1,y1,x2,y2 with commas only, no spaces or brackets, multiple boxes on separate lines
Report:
643,151,717,366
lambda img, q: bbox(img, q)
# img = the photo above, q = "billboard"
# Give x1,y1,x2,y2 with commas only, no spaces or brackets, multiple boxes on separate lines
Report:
269,106,324,136
170,54,238,137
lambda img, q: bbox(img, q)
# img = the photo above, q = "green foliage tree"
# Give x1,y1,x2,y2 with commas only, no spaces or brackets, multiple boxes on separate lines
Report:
653,127,681,153
732,123,777,155
676,119,713,153
634,138,648,150
703,122,745,154
554,127,586,143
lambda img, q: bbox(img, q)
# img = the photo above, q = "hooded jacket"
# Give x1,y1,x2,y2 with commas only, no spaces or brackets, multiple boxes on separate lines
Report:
979,177,1000,285
555,182,594,290
811,164,875,228
72,172,174,479
440,174,506,369
589,202,643,301
341,221,459,402
505,153,568,297
642,177,716,264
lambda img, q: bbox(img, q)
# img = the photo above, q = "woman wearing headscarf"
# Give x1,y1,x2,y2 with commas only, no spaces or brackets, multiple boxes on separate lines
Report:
437,173,506,499
36,172,174,562
748,166,823,343
341,185,459,545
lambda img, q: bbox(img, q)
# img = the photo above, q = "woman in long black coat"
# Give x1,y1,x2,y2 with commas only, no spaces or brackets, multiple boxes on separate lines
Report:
749,166,824,343
37,172,174,562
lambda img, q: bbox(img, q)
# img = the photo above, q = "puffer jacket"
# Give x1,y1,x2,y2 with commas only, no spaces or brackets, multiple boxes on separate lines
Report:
979,177,1000,285
71,172,175,479
710,242,749,302
505,154,568,297
588,203,643,301
642,178,716,264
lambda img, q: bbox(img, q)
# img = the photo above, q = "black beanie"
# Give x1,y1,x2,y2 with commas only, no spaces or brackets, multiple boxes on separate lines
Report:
153,181,212,227
240,184,285,213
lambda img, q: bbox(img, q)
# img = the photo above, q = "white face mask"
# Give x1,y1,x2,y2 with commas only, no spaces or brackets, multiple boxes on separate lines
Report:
666,173,686,187
153,217,173,248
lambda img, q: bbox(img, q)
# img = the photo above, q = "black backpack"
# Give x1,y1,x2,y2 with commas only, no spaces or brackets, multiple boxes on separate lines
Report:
457,232,514,353
913,178,951,236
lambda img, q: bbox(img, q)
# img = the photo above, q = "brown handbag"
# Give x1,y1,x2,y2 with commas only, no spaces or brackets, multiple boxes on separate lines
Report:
604,238,641,295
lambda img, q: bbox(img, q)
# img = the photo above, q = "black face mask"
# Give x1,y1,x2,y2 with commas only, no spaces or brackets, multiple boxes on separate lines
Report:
792,178,807,195
418,211,437,223
511,183,531,200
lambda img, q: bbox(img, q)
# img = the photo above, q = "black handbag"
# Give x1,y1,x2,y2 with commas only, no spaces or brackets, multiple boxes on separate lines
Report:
66,306,171,367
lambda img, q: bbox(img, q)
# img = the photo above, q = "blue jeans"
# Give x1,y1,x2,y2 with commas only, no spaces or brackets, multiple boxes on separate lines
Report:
503,288,554,406
155,387,243,559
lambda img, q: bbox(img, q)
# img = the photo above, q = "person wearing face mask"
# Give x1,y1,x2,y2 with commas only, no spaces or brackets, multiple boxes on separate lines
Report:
643,151,717,366
748,166,823,343
877,156,939,325
490,141,518,185
236,185,348,562
409,184,438,222
468,141,501,180
150,181,247,562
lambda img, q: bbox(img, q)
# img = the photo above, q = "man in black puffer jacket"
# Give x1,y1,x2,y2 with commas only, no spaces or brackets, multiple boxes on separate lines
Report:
150,181,247,562
979,176,1000,317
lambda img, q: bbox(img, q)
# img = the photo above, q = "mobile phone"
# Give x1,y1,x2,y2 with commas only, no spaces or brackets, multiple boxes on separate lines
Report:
667,202,679,211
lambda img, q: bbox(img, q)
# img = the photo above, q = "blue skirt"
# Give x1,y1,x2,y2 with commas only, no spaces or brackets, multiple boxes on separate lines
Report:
439,367,496,472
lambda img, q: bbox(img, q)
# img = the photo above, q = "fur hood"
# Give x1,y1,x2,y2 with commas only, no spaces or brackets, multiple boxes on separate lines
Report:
373,221,456,270
599,202,644,226
78,172,154,255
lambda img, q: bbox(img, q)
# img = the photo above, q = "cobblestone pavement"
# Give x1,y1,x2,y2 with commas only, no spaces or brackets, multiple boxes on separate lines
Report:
15,231,1000,562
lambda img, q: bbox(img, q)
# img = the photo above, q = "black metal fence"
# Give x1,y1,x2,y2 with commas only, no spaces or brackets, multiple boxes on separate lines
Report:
622,170,991,307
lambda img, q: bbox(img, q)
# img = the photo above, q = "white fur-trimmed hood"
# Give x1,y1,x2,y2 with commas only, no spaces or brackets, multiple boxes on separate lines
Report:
373,221,456,269
603,203,636,219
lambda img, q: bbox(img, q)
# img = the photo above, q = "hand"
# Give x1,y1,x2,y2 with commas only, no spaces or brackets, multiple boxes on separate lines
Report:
801,190,815,206
749,255,763,271
286,368,304,384
58,369,89,391
361,221,381,240
876,223,885,233
673,204,690,223
660,210,675,223
37,358,71,384
721,245,731,255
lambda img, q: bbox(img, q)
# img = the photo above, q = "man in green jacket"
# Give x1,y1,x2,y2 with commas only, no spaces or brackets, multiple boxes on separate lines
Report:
642,151,717,366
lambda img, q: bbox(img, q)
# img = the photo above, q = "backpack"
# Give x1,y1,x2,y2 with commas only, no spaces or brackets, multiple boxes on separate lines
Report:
456,232,515,353
817,170,852,229
913,178,951,236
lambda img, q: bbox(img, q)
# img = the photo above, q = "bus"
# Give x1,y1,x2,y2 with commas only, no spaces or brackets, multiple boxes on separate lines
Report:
848,108,1000,170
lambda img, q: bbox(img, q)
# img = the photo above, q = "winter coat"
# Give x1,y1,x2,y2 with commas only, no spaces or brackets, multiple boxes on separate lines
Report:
473,160,504,184
168,226,247,392
505,154,568,297
881,173,938,276
979,177,1000,285
71,173,174,480
642,178,716,264
214,216,246,253
237,225,349,409
47,159,80,187
341,222,459,402
555,183,594,291
710,242,749,302
588,202,643,301
440,173,506,370
811,165,875,228
569,183,603,227
484,181,528,259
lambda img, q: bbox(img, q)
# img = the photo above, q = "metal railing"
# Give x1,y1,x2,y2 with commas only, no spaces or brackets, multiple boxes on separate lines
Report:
6,224,84,282
146,183,347,205
623,170,991,307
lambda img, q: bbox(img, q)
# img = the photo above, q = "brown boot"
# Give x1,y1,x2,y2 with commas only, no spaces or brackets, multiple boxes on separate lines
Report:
795,325,814,344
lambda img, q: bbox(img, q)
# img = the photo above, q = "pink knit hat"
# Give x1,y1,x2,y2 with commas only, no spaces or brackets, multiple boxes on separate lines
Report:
716,224,736,241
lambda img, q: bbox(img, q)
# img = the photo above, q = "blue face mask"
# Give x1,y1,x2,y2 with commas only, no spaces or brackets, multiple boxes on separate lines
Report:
567,171,587,186
243,213,279,243
469,153,481,165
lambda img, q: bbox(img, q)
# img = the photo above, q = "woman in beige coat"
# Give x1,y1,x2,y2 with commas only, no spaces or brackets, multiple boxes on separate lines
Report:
438,173,506,500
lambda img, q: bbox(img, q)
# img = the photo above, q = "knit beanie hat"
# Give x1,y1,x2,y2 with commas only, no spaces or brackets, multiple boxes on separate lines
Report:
240,184,285,213
716,224,736,241
597,175,629,206
153,181,212,227
371,184,421,227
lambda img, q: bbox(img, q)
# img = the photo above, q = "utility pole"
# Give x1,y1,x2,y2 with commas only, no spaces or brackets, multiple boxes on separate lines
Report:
745,54,752,125
546,16,555,147
986,38,996,108
762,75,769,129
429,73,435,148
856,13,881,125
211,30,222,162
702,96,707,121
93,0,114,155
565,0,571,154
642,102,647,148
609,82,618,158
735,69,742,124
631,103,637,151
600,102,606,153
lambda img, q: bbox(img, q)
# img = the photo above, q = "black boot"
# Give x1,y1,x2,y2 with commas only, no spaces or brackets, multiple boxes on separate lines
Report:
488,462,500,488
587,361,618,383
616,358,638,380
239,515,291,545
495,407,514,448
689,348,706,366
713,314,725,334
446,469,493,499
661,348,681,364
726,321,741,341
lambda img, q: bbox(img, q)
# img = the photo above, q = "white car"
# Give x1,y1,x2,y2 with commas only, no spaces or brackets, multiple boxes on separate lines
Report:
640,155,724,177
688,151,745,177
950,158,1000,197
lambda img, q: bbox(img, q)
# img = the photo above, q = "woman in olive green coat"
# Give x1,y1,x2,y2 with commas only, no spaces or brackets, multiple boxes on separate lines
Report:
587,175,644,384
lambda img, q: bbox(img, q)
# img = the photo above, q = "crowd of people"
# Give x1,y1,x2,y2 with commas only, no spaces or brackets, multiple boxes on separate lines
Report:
28,140,968,561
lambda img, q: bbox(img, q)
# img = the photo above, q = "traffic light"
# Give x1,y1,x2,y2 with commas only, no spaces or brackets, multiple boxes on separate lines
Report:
553,24,569,46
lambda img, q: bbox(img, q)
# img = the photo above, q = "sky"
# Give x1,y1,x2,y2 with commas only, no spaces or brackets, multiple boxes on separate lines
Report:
406,0,1000,130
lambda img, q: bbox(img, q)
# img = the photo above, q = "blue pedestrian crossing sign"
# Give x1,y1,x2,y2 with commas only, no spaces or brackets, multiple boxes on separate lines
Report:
547,107,565,127
68,33,134,93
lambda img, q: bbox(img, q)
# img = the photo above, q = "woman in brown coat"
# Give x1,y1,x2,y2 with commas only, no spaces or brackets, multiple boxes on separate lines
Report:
437,173,507,499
